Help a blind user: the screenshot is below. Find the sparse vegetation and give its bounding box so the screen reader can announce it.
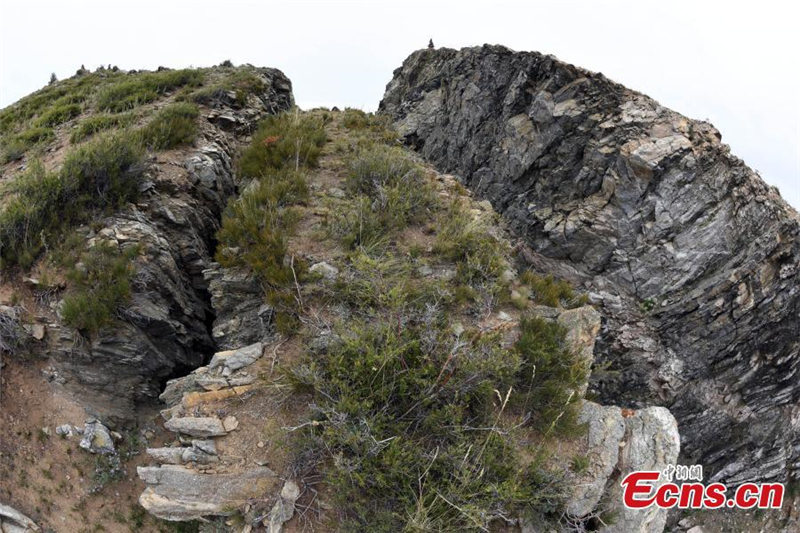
[216,111,326,332]
[238,111,326,177]
[570,454,590,474]
[96,68,204,112]
[434,199,509,285]
[1,126,55,163]
[0,132,144,267]
[32,101,82,127]
[136,102,199,149]
[0,305,27,353]
[289,282,583,529]
[0,100,202,267]
[514,316,587,434]
[70,113,135,143]
[279,112,591,530]
[189,68,266,107]
[330,144,437,251]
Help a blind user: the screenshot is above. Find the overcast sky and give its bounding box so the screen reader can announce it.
[1,0,798,207]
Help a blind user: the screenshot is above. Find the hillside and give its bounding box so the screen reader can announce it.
[0,47,797,533]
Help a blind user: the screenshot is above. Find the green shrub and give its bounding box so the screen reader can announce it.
[1,127,54,163]
[290,318,565,530]
[0,133,144,267]
[214,111,325,331]
[59,131,145,206]
[519,272,587,308]
[340,108,398,144]
[238,112,327,177]
[216,168,308,283]
[96,69,204,112]
[61,242,139,334]
[513,316,587,435]
[32,102,82,127]
[330,145,437,251]
[433,200,508,285]
[71,113,135,143]
[137,103,198,149]
[0,85,70,134]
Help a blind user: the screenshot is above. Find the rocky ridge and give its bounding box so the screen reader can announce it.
[34,67,293,423]
[380,45,800,486]
[127,112,680,532]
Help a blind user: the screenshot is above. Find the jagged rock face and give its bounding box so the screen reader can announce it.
[380,45,800,485]
[567,402,679,532]
[203,263,274,350]
[49,68,293,424]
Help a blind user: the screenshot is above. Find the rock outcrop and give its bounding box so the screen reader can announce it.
[532,305,680,531]
[47,68,293,423]
[381,45,800,485]
[568,403,680,532]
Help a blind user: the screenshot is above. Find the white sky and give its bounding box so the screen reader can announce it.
[1,0,798,208]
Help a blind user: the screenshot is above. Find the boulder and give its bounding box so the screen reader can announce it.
[208,342,263,372]
[0,503,40,532]
[138,465,278,521]
[600,407,680,533]
[265,479,300,533]
[566,402,625,517]
[164,417,228,438]
[309,261,339,280]
[79,420,115,455]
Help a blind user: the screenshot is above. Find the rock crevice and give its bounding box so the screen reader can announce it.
[48,68,293,423]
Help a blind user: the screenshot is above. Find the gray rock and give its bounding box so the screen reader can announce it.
[181,447,219,465]
[417,265,434,277]
[0,503,40,532]
[328,187,346,199]
[191,439,217,455]
[562,402,679,532]
[265,479,300,533]
[148,439,218,465]
[164,417,228,438]
[566,402,626,517]
[204,264,275,350]
[195,375,256,391]
[309,261,339,280]
[208,342,263,372]
[147,447,186,465]
[600,407,680,533]
[45,69,293,423]
[381,44,800,485]
[79,420,115,455]
[138,465,277,521]
[557,306,601,396]
[55,424,78,437]
[160,373,202,406]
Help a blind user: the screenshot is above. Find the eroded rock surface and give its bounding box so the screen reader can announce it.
[381,45,800,485]
[46,68,293,423]
[138,465,277,521]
